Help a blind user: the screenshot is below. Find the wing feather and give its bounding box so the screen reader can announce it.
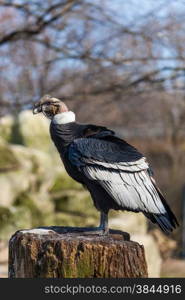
[68,137,166,214]
[83,164,166,214]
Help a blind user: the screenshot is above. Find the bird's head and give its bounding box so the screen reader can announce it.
[33,95,69,119]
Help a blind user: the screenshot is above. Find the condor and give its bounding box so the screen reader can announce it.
[33,95,178,234]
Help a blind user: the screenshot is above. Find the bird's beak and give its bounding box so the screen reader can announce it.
[33,103,42,114]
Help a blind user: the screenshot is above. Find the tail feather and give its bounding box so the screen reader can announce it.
[144,182,179,234]
[153,214,175,234]
[155,185,179,228]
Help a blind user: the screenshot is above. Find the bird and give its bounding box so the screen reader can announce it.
[33,94,179,235]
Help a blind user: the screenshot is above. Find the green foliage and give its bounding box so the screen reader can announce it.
[14,192,47,227]
[49,174,99,226]
[51,186,98,219]
[54,212,97,228]
[0,144,19,171]
[10,119,24,145]
[49,173,82,192]
[18,111,51,152]
[0,207,13,230]
[0,206,32,240]
[0,116,14,142]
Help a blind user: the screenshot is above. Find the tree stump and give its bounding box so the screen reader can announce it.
[9,227,148,278]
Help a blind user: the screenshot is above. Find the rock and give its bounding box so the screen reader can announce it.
[0,144,56,207]
[131,233,162,277]
[109,212,147,234]
[151,229,177,259]
[0,141,58,241]
[18,110,52,152]
[0,115,14,142]
[161,258,185,278]
[0,174,20,207]
[50,172,83,193]
[0,141,24,206]
[0,138,19,172]
[0,264,7,278]
[11,145,59,190]
[0,241,8,263]
[0,205,32,241]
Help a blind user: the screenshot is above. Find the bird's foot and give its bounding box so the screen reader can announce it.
[88,227,109,236]
[97,225,109,236]
[68,226,109,236]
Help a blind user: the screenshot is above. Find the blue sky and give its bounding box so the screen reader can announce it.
[103,0,185,26]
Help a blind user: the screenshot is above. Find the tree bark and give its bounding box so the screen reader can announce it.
[9,227,148,278]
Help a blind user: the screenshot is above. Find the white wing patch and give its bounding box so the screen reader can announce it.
[83,160,166,214]
[83,157,148,172]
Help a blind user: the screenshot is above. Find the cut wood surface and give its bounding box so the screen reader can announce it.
[9,227,148,278]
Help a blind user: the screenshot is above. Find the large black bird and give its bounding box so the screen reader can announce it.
[33,95,178,234]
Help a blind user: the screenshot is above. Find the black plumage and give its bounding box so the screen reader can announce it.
[33,95,179,235]
[50,121,178,234]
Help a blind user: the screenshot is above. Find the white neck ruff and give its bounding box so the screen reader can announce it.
[53,111,76,125]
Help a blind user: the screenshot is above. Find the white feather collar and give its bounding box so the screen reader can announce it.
[53,111,76,125]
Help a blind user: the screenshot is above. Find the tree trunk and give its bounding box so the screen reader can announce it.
[9,227,148,278]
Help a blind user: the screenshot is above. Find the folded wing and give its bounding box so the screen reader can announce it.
[68,137,166,214]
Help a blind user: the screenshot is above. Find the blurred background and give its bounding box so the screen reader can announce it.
[0,0,185,278]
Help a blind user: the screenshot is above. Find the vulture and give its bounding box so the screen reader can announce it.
[33,95,178,234]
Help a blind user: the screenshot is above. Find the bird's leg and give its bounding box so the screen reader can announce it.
[77,211,109,235]
[53,212,109,236]
[98,211,109,234]
[65,211,109,236]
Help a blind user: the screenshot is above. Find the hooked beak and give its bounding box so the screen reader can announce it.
[33,103,42,114]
